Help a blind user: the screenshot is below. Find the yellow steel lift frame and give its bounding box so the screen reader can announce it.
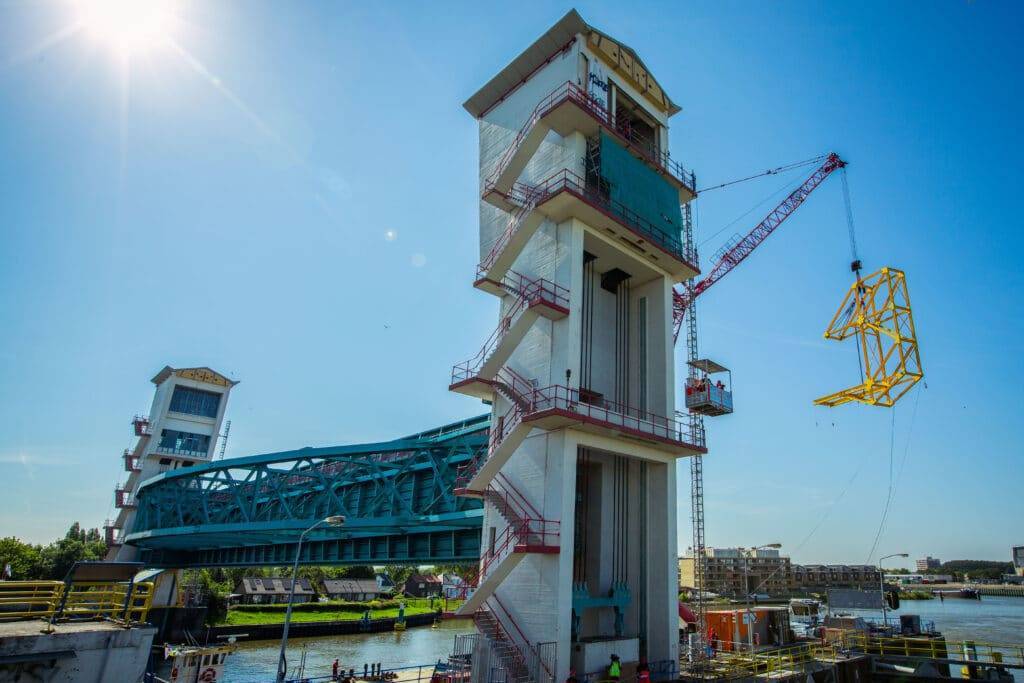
[815,267,923,408]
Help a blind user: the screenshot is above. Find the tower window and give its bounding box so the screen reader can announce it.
[169,386,222,418]
[158,429,210,455]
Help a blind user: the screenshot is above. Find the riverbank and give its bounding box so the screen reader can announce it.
[221,604,436,626]
[202,611,440,642]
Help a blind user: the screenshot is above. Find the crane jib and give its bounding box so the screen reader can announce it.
[672,152,846,342]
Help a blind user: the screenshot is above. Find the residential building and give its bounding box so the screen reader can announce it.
[403,573,442,598]
[790,564,881,590]
[321,579,384,602]
[916,556,941,572]
[1013,546,1024,577]
[679,548,790,596]
[234,577,315,605]
[680,549,882,595]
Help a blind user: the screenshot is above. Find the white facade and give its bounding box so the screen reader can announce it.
[453,11,701,682]
[106,366,236,562]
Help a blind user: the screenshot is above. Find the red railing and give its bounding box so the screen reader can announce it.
[132,415,152,437]
[480,188,546,272]
[114,484,136,508]
[123,448,140,472]
[451,275,568,386]
[485,81,695,194]
[529,384,705,449]
[499,169,698,268]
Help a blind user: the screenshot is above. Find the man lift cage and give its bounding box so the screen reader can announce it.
[685,359,733,416]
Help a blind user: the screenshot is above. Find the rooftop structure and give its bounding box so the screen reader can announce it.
[450,9,702,681]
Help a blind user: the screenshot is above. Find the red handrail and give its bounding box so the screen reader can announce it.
[451,274,568,386]
[501,169,697,267]
[485,81,695,193]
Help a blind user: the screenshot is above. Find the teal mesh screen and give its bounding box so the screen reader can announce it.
[598,131,681,250]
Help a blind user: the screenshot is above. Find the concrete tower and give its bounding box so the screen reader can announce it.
[450,10,704,682]
[106,366,236,562]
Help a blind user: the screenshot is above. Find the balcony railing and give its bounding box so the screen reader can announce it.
[132,415,152,437]
[499,169,698,269]
[530,384,706,449]
[486,80,695,195]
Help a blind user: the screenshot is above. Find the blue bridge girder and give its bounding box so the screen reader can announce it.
[127,414,489,568]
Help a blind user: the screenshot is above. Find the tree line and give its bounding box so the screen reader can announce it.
[1,523,109,580]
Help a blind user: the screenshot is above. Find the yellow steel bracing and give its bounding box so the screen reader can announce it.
[815,266,923,408]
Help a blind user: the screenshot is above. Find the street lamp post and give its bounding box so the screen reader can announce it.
[878,553,909,630]
[743,543,781,653]
[276,515,345,683]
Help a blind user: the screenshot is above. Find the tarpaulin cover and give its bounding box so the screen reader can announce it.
[599,131,681,248]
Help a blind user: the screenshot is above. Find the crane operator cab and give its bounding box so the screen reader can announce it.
[685,359,733,416]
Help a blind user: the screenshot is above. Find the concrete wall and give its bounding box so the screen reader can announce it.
[0,623,155,683]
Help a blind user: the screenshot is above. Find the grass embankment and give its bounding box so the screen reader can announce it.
[898,589,934,600]
[218,597,447,626]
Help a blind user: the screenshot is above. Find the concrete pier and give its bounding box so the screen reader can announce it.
[0,620,155,683]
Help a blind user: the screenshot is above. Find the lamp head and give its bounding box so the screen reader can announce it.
[324,515,346,526]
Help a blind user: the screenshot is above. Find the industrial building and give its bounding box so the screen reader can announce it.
[449,9,705,681]
[105,366,236,562]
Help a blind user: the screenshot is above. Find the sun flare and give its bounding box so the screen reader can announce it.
[75,0,175,53]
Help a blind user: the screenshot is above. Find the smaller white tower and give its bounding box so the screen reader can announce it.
[106,366,237,561]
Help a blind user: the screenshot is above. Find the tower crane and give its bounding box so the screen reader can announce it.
[678,151,848,661]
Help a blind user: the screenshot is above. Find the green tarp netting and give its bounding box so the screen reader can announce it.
[599,131,682,252]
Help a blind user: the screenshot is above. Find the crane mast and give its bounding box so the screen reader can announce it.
[680,152,846,664]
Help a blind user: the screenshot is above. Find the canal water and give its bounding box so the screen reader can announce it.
[181,597,1024,682]
[844,594,1024,643]
[166,618,476,683]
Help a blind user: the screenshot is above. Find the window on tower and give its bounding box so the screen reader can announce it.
[158,429,211,456]
[169,386,222,418]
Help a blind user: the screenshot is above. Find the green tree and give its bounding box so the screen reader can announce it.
[383,565,414,591]
[0,537,44,579]
[433,563,476,582]
[339,565,376,579]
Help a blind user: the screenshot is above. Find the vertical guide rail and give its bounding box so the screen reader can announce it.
[682,197,708,668]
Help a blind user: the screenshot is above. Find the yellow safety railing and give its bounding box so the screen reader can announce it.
[695,639,843,680]
[0,580,154,624]
[839,631,1024,668]
[0,581,63,621]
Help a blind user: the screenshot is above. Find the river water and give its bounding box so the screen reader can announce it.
[193,597,1023,683]
[180,618,476,683]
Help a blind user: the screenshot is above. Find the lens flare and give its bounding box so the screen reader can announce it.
[76,0,174,53]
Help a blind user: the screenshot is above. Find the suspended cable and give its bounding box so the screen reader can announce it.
[866,408,897,564]
[698,169,812,249]
[695,155,827,194]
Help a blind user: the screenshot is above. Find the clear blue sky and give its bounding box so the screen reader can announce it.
[1,2,1021,569]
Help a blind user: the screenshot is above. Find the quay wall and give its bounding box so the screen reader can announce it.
[201,611,440,642]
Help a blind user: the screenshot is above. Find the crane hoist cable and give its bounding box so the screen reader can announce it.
[695,154,829,194]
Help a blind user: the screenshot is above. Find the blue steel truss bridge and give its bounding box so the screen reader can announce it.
[126,415,489,568]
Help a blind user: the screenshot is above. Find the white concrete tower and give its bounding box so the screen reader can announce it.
[106,366,237,562]
[450,10,704,682]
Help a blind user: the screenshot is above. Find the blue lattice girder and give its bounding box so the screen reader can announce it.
[127,415,489,567]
